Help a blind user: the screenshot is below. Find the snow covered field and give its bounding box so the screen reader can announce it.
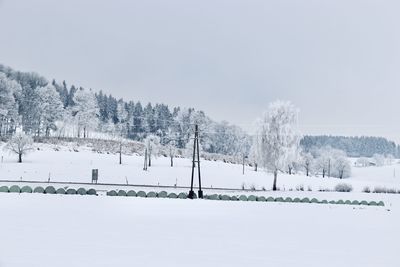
[1,142,400,267]
[0,193,398,267]
[0,143,399,193]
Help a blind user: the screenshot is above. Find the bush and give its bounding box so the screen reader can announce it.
[21,186,33,193]
[127,190,136,197]
[334,183,353,192]
[9,185,21,193]
[362,186,371,193]
[34,186,45,193]
[56,188,66,194]
[296,185,304,191]
[45,186,56,194]
[0,186,8,192]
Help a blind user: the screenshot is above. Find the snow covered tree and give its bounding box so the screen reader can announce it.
[301,152,314,176]
[254,101,300,190]
[167,140,177,167]
[144,134,161,167]
[5,132,34,163]
[356,157,369,167]
[331,153,351,179]
[0,73,20,136]
[37,85,64,136]
[372,154,385,167]
[72,89,99,138]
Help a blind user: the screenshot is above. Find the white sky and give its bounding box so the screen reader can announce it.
[1,0,400,141]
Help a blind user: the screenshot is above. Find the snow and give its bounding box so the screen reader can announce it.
[0,193,398,267]
[0,143,399,193]
[1,143,399,266]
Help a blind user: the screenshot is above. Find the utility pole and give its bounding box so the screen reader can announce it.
[188,124,203,199]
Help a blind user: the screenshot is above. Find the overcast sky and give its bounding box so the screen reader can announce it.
[1,0,400,141]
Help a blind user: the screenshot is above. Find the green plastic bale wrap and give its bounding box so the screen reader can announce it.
[56,188,66,194]
[351,200,359,205]
[87,189,97,195]
[66,188,77,195]
[127,190,136,197]
[257,196,266,202]
[45,186,56,194]
[168,192,178,198]
[117,190,127,197]
[310,198,319,203]
[239,195,248,201]
[266,197,275,202]
[21,186,33,193]
[320,200,328,204]
[329,200,336,204]
[230,196,239,201]
[0,186,8,192]
[178,193,187,199]
[378,201,385,206]
[336,200,345,205]
[301,198,310,203]
[293,198,301,203]
[9,185,21,193]
[369,201,378,206]
[344,200,352,205]
[158,191,168,198]
[275,197,284,202]
[34,186,45,194]
[77,188,87,195]
[360,200,369,206]
[284,197,293,203]
[137,191,147,198]
[147,191,157,198]
[248,195,257,201]
[220,195,231,201]
[207,194,219,200]
[107,190,117,196]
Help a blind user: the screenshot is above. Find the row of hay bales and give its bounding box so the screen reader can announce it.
[204,194,385,206]
[0,185,97,196]
[105,189,384,206]
[106,190,190,199]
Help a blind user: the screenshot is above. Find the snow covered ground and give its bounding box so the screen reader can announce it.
[0,143,399,193]
[0,193,398,267]
[1,142,400,266]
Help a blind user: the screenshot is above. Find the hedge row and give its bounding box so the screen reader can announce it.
[104,189,384,207]
[0,185,97,196]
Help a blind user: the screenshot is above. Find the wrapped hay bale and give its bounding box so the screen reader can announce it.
[127,190,136,197]
[56,188,66,194]
[147,191,157,198]
[158,191,168,198]
[117,190,127,197]
[168,193,178,198]
[34,186,45,193]
[77,188,87,195]
[45,186,56,194]
[266,197,275,202]
[301,197,310,203]
[293,198,301,203]
[310,198,319,203]
[107,190,117,196]
[0,186,8,192]
[257,196,266,202]
[275,197,284,202]
[239,195,248,201]
[21,186,33,193]
[178,192,187,199]
[137,191,147,198]
[220,195,231,201]
[87,189,97,195]
[284,197,293,203]
[9,185,21,193]
[248,195,257,201]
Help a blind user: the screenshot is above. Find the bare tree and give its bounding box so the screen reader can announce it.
[5,132,34,163]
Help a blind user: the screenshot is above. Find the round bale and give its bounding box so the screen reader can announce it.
[56,188,66,194]
[293,198,301,203]
[107,190,117,196]
[351,200,359,205]
[147,191,157,198]
[117,190,127,197]
[137,191,147,198]
[34,186,45,194]
[275,197,284,202]
[66,188,77,195]
[87,189,97,195]
[127,190,136,197]
[301,197,310,203]
[284,197,293,203]
[178,192,187,199]
[239,195,248,201]
[0,186,8,193]
[21,186,33,193]
[45,186,56,194]
[336,200,345,205]
[310,198,319,203]
[266,197,275,202]
[360,200,369,206]
[248,195,257,201]
[9,185,21,193]
[77,188,87,195]
[158,191,168,198]
[220,195,231,201]
[257,196,266,202]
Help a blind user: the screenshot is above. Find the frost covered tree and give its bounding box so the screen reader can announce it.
[356,157,369,167]
[301,152,314,177]
[372,154,385,167]
[167,140,177,167]
[0,73,20,136]
[254,101,300,191]
[5,132,34,163]
[72,89,99,138]
[144,135,161,167]
[37,85,64,136]
[331,152,351,179]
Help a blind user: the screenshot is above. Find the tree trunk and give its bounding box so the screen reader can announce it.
[272,170,278,191]
[148,152,151,167]
[254,163,258,172]
[119,143,122,165]
[18,153,22,163]
[170,155,173,167]
[288,166,292,175]
[322,169,325,178]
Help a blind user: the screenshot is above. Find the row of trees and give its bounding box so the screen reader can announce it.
[0,64,250,157]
